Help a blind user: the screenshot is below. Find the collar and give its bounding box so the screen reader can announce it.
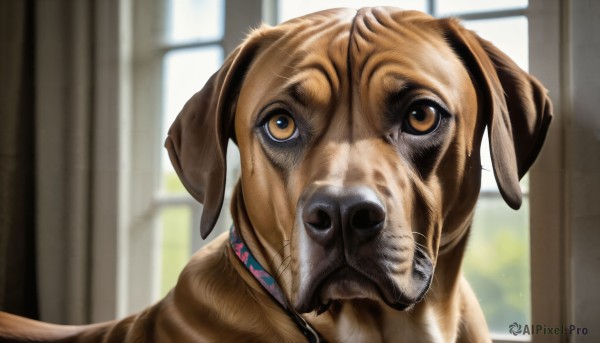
[229,225,321,343]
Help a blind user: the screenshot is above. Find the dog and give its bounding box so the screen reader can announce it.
[0,7,551,343]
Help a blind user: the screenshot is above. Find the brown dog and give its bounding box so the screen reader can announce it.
[0,7,551,343]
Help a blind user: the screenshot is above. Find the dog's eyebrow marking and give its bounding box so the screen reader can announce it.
[284,73,333,109]
[304,60,340,94]
[379,75,447,106]
[285,82,308,107]
[385,81,413,101]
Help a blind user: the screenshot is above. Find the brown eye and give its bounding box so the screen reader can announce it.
[265,113,298,142]
[405,104,440,134]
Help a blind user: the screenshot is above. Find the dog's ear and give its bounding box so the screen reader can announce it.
[442,19,553,209]
[164,31,265,239]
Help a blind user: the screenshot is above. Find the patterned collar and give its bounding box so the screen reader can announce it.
[229,225,321,343]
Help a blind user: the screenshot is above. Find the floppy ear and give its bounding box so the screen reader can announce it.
[164,31,265,239]
[442,19,553,209]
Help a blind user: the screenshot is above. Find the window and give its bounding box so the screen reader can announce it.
[133,1,536,340]
[128,0,259,314]
[159,0,225,297]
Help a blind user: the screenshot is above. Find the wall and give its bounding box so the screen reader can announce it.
[567,1,600,341]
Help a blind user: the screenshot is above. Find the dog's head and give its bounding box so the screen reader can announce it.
[166,8,551,314]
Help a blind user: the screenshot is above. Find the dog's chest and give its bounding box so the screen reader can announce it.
[329,305,447,343]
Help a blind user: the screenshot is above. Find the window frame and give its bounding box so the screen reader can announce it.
[527,1,565,343]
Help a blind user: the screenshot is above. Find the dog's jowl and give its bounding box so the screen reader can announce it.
[0,7,551,343]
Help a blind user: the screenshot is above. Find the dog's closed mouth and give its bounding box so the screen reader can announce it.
[293,266,384,314]
[295,265,415,314]
[317,266,383,303]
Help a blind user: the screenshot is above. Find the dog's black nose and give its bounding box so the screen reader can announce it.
[302,186,385,246]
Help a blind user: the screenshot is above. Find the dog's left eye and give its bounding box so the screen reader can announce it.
[403,104,441,135]
[264,113,299,142]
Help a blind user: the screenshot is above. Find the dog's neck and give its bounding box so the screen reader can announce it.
[229,182,474,342]
[229,183,285,282]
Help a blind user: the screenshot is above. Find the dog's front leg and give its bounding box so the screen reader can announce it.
[456,277,492,343]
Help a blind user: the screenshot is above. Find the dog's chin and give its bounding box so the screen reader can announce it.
[294,267,422,314]
[318,267,385,303]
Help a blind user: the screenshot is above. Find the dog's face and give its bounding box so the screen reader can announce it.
[166,7,551,314]
[235,9,481,313]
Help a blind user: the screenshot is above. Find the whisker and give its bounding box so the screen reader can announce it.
[271,242,291,265]
[272,71,295,82]
[277,257,292,279]
[275,44,298,60]
[411,231,427,240]
[413,241,428,251]
[425,272,440,299]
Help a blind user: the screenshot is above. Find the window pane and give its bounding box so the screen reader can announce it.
[166,0,224,44]
[161,46,224,194]
[463,16,529,71]
[278,0,427,23]
[463,196,531,333]
[437,0,527,16]
[159,206,192,297]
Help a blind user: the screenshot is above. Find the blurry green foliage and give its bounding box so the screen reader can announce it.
[160,206,191,297]
[463,197,531,333]
[160,173,192,297]
[163,170,187,194]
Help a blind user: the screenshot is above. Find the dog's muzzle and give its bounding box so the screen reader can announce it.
[293,185,433,313]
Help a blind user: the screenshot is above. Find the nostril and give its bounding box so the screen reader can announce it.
[350,205,385,230]
[305,209,332,230]
[351,209,373,229]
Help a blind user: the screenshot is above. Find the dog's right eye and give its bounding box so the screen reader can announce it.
[264,113,299,142]
[403,103,441,135]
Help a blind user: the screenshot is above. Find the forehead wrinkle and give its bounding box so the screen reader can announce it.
[261,14,353,79]
[327,29,350,85]
[351,8,450,83]
[279,11,351,45]
[369,54,467,114]
[283,74,332,110]
[302,60,339,94]
[371,70,455,107]
[290,52,341,96]
[358,34,442,78]
[344,9,363,142]
[356,48,465,116]
[291,17,353,58]
[267,17,352,101]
